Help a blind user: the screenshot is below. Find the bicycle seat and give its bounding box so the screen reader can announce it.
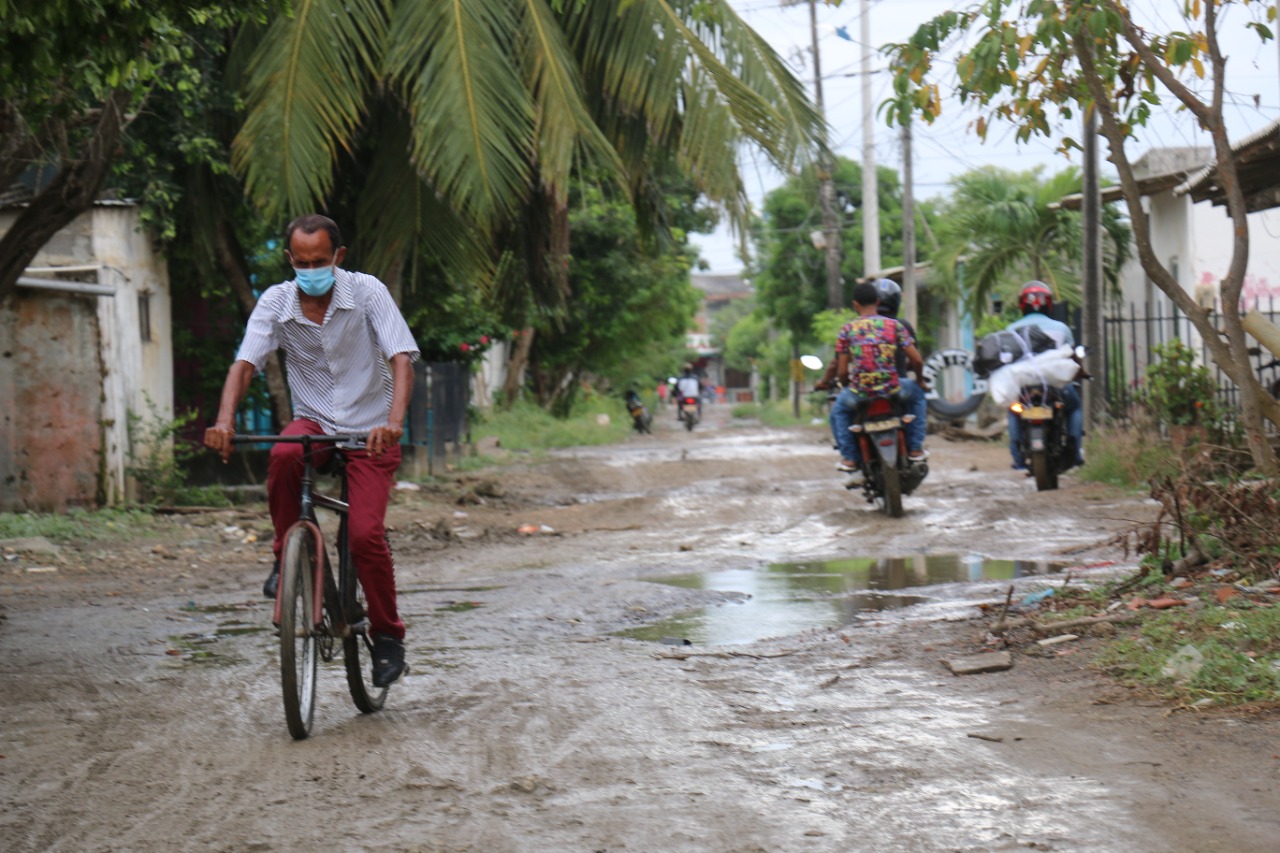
[317,450,348,478]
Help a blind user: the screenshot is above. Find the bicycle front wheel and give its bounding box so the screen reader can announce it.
[339,541,388,713]
[279,524,319,739]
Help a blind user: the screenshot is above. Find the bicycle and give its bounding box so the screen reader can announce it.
[232,433,393,739]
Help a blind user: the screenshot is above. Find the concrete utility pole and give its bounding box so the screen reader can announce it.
[860,0,880,279]
[901,118,917,328]
[1081,106,1105,429]
[809,0,843,309]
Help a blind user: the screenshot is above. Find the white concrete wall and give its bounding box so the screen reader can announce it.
[91,206,174,503]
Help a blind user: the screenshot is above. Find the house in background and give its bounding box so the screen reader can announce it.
[0,201,173,511]
[689,272,754,400]
[1056,126,1280,401]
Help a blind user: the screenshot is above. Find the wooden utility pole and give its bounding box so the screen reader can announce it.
[1081,106,1104,428]
[860,0,880,279]
[809,0,843,309]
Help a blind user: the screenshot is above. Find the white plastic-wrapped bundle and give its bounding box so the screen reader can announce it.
[987,346,1078,406]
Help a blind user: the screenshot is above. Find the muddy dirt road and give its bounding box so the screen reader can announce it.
[2,410,1278,852]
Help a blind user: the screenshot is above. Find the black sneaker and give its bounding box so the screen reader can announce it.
[262,561,280,599]
[371,635,407,688]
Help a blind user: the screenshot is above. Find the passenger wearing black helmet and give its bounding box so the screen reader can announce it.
[870,278,928,461]
[1005,281,1084,470]
[815,281,926,483]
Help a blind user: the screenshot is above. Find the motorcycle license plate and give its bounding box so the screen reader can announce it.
[1030,437,1046,451]
[1021,406,1052,420]
[865,419,899,432]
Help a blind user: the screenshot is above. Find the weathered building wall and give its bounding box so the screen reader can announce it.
[0,291,103,510]
[0,203,172,510]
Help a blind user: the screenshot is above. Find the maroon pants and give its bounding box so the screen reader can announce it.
[267,419,405,640]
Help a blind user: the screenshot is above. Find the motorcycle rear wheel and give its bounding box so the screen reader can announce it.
[1031,450,1058,491]
[880,465,904,518]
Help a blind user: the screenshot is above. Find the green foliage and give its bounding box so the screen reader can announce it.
[126,396,230,507]
[1095,605,1280,706]
[1078,421,1179,489]
[526,177,706,413]
[469,399,632,454]
[930,166,1131,316]
[751,156,932,335]
[229,0,826,290]
[0,508,159,542]
[1141,340,1223,428]
[731,397,828,427]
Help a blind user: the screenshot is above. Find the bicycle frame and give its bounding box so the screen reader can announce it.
[232,434,360,634]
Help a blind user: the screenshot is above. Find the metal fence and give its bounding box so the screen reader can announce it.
[407,361,470,475]
[1101,297,1280,421]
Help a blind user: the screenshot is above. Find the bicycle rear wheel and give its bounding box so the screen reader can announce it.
[279,524,319,739]
[338,530,387,713]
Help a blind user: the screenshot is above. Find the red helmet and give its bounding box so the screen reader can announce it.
[1018,281,1053,315]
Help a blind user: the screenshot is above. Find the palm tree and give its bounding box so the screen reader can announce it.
[230,0,825,290]
[933,166,1130,315]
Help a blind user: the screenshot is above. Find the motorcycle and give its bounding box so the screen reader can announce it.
[677,396,700,431]
[847,393,928,517]
[1010,384,1076,492]
[624,391,652,434]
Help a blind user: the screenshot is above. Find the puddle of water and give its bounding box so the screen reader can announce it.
[616,554,1066,646]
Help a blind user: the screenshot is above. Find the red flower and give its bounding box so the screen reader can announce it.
[460,342,471,352]
[479,335,489,344]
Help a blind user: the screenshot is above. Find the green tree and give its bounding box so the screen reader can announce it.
[526,177,707,415]
[753,156,918,340]
[931,165,1131,316]
[0,1,275,301]
[884,0,1280,471]
[226,0,829,408]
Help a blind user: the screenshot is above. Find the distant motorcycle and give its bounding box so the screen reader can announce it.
[677,397,700,431]
[847,393,928,517]
[624,390,652,434]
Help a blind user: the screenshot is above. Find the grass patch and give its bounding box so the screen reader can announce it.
[0,507,161,542]
[731,397,828,428]
[1078,421,1178,489]
[1094,602,1280,706]
[470,399,632,453]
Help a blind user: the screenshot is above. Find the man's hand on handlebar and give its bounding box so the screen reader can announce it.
[204,423,235,463]
[367,423,403,457]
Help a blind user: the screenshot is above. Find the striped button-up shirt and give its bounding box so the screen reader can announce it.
[236,269,420,434]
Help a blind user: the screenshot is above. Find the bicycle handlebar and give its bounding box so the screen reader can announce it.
[230,434,368,445]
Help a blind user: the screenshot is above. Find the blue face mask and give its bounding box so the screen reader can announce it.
[294,258,336,297]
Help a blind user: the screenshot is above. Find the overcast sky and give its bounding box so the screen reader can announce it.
[689,0,1280,273]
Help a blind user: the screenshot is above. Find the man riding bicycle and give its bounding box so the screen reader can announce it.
[203,214,419,688]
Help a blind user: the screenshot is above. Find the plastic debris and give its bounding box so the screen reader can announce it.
[1020,588,1055,606]
[1161,644,1204,683]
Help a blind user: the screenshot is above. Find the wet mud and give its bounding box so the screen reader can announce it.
[2,411,1277,852]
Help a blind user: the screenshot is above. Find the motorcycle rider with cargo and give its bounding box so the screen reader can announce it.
[1005,281,1085,470]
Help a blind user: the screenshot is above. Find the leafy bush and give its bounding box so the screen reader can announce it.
[127,396,229,506]
[1141,340,1222,428]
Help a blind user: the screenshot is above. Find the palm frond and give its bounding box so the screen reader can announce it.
[352,105,492,289]
[232,0,389,220]
[514,0,623,203]
[385,0,536,229]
